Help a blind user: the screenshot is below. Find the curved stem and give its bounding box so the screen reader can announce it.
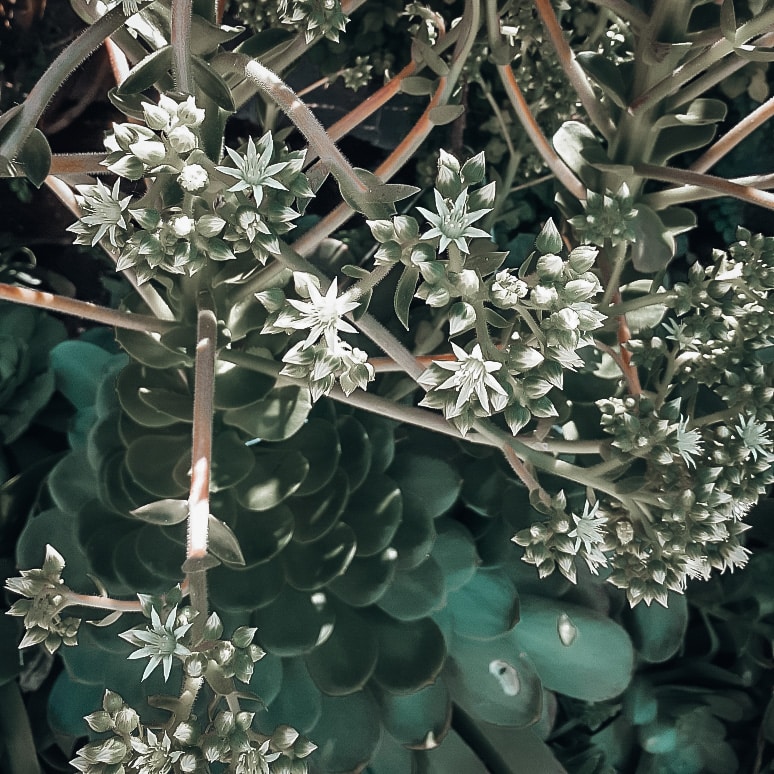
[0,1,152,162]
[0,283,178,332]
[533,0,616,140]
[690,92,774,174]
[636,162,774,211]
[643,172,774,209]
[243,60,369,207]
[496,64,586,201]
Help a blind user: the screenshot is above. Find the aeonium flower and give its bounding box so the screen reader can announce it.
[416,188,491,254]
[119,606,192,681]
[217,133,289,205]
[68,179,132,248]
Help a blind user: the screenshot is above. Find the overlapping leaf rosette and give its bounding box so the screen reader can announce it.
[13,325,637,771]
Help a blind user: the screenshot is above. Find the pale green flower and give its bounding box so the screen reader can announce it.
[177,164,209,192]
[416,188,491,254]
[119,606,192,681]
[419,342,507,417]
[69,179,132,247]
[130,729,182,774]
[271,274,359,349]
[217,133,289,205]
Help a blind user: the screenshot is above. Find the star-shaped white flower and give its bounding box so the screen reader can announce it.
[217,133,288,205]
[285,276,360,349]
[434,342,506,415]
[416,188,491,253]
[569,500,606,554]
[119,606,192,681]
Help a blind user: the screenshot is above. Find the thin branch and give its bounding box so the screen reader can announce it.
[636,163,774,211]
[533,0,616,140]
[186,290,217,643]
[496,64,586,200]
[667,32,774,108]
[690,92,774,174]
[171,0,195,95]
[629,9,774,115]
[0,1,152,162]
[643,172,774,209]
[0,283,178,332]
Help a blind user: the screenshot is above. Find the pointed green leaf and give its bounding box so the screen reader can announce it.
[130,499,189,525]
[192,55,235,111]
[394,265,420,330]
[117,45,173,94]
[18,128,51,187]
[207,514,245,566]
[428,105,465,126]
[576,52,628,108]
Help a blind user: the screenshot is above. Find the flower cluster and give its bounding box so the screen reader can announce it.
[593,393,768,606]
[5,544,80,653]
[259,273,374,400]
[65,596,312,774]
[416,214,604,435]
[569,184,638,247]
[282,0,349,42]
[68,96,312,284]
[512,494,608,583]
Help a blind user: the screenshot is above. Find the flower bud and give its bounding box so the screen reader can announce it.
[114,706,140,734]
[130,140,167,165]
[171,215,195,238]
[178,164,209,192]
[176,96,206,127]
[142,102,172,131]
[168,126,198,154]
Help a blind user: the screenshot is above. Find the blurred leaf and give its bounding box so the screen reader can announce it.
[446,568,519,641]
[377,557,447,621]
[305,605,377,695]
[234,450,308,511]
[329,549,398,607]
[513,596,634,702]
[342,471,402,557]
[223,385,312,441]
[117,45,173,94]
[379,679,451,747]
[283,523,357,591]
[389,454,461,520]
[577,52,628,107]
[369,610,446,694]
[290,469,349,543]
[281,419,340,496]
[445,634,543,727]
[623,591,688,663]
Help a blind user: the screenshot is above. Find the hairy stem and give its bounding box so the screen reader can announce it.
[533,0,616,140]
[171,0,195,94]
[0,1,151,162]
[243,60,369,207]
[636,163,774,211]
[186,290,217,644]
[0,283,178,333]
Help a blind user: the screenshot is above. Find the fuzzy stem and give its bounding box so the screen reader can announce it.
[605,290,678,316]
[690,92,774,174]
[636,163,774,211]
[643,172,774,208]
[171,0,195,94]
[186,290,217,643]
[0,1,151,162]
[533,0,616,140]
[243,60,369,207]
[0,283,177,333]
